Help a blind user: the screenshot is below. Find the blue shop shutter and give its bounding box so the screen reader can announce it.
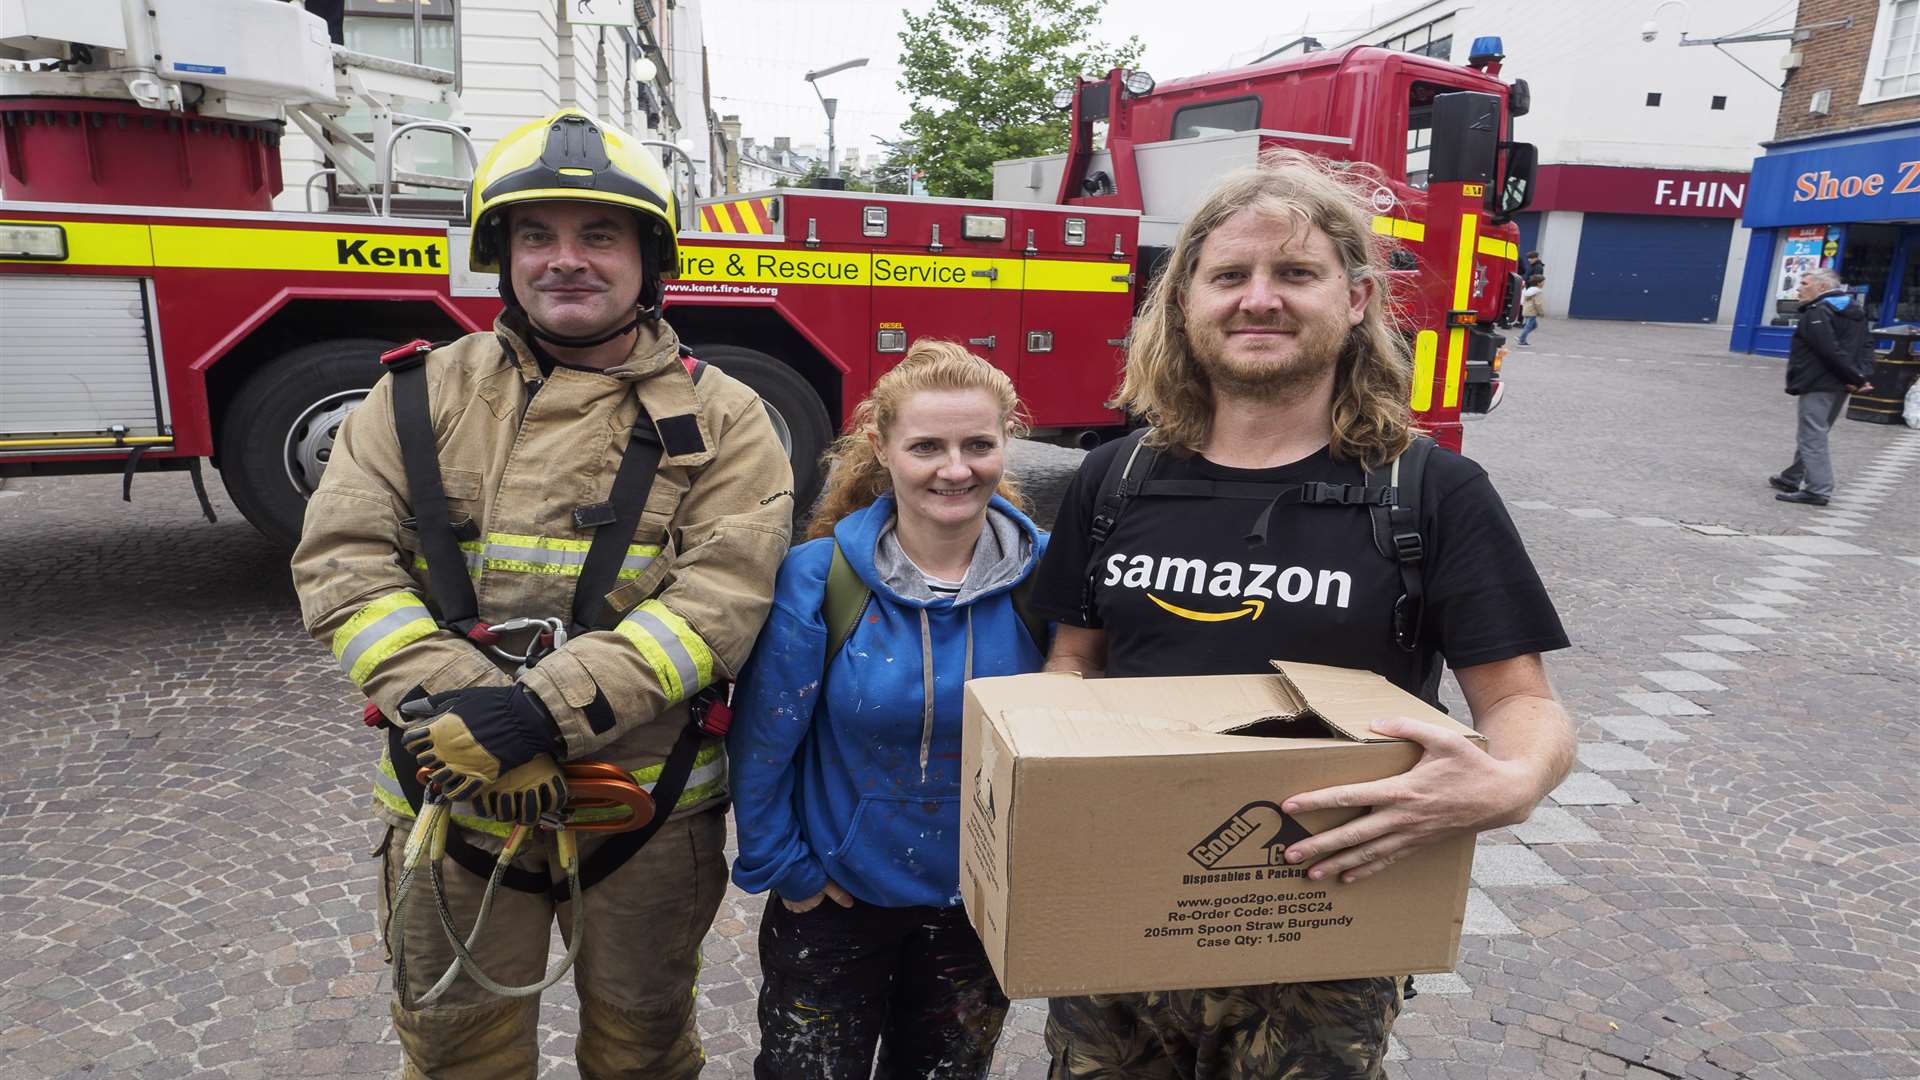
[1513,212,1540,263]
[1570,213,1733,323]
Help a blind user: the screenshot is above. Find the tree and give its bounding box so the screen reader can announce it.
[892,0,1140,199]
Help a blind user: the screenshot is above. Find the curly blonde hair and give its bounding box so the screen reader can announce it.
[1114,149,1415,469]
[805,339,1031,539]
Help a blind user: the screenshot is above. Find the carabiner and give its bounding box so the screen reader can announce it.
[556,761,656,833]
[474,615,567,669]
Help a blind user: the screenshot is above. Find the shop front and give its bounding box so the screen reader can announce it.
[1513,164,1749,324]
[1731,122,1920,356]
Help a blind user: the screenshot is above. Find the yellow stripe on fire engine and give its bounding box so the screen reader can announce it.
[1410,330,1439,414]
[674,245,1124,294]
[1371,216,1426,242]
[0,220,154,267]
[1476,236,1518,261]
[873,253,1005,289]
[150,225,450,274]
[1444,212,1477,410]
[677,245,869,285]
[1021,258,1130,293]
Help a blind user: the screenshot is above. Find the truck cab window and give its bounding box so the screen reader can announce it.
[1171,97,1260,140]
[1404,81,1443,190]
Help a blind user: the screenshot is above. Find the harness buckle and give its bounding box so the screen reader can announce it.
[380,339,436,368]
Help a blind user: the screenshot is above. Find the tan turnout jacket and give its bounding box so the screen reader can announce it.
[291,315,793,836]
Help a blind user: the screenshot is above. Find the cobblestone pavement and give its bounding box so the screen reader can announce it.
[1,320,1915,1079]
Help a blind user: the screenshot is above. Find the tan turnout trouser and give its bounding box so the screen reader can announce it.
[377,808,728,1079]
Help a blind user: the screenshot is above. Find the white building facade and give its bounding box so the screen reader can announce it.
[276,0,716,218]
[1274,0,1790,324]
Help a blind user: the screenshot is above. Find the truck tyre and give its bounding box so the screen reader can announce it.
[686,343,834,517]
[218,338,392,548]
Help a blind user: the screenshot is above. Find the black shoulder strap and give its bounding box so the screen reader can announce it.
[572,352,713,634]
[1080,429,1156,623]
[1368,436,1438,698]
[570,411,664,635]
[388,357,481,634]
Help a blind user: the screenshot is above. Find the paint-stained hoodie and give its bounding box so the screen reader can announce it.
[728,494,1048,908]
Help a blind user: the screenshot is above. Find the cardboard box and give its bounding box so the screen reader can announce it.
[959,661,1484,998]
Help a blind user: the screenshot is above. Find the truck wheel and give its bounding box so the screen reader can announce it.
[686,343,834,516]
[218,338,392,548]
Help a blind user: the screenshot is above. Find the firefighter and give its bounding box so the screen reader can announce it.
[291,109,793,1078]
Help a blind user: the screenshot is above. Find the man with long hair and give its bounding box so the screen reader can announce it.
[1028,150,1576,1078]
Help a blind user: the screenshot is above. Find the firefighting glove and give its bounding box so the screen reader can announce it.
[473,755,568,826]
[400,685,560,802]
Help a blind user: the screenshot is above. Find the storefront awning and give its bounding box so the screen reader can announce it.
[1746,134,1920,228]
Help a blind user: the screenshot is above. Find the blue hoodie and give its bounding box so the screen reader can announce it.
[728,494,1049,908]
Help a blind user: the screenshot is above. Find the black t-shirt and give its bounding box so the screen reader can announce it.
[1030,438,1569,692]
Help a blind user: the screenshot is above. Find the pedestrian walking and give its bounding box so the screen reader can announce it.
[1028,149,1575,1080]
[290,109,794,1077]
[1522,249,1545,281]
[729,340,1049,1080]
[1771,268,1872,506]
[1518,273,1544,346]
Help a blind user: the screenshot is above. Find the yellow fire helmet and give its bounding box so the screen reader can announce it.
[468,109,679,288]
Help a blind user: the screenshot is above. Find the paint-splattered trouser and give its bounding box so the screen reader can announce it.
[376,808,728,1079]
[753,895,1010,1079]
[1045,977,1403,1080]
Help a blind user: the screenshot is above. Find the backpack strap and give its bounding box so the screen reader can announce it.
[823,540,874,661]
[1080,429,1156,624]
[1008,576,1050,656]
[823,539,1049,660]
[1367,436,1438,700]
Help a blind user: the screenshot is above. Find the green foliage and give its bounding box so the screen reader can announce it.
[892,0,1141,199]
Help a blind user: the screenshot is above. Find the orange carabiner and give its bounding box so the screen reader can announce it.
[412,760,656,833]
[558,761,656,834]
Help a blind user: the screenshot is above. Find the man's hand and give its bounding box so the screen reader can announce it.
[1279,715,1543,885]
[400,685,558,801]
[781,879,854,914]
[473,755,568,825]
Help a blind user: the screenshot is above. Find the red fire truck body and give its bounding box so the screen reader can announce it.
[1,11,1532,547]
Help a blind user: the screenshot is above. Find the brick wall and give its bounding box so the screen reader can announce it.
[1777,0,1920,140]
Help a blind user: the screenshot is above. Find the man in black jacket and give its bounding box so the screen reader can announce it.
[1771,269,1870,506]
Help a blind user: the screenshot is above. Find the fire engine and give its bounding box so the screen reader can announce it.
[0,0,1534,547]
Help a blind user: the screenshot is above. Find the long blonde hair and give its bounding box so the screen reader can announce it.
[1114,149,1414,468]
[806,339,1031,539]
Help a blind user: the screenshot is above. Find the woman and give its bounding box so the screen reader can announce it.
[729,339,1048,1080]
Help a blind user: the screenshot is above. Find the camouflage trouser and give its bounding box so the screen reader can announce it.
[1045,977,1403,1080]
[376,808,729,1079]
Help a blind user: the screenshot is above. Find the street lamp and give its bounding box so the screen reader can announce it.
[803,57,869,180]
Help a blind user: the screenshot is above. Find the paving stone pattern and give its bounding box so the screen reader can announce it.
[1,320,1916,1078]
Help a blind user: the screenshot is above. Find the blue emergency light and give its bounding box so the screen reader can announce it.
[1468,36,1505,69]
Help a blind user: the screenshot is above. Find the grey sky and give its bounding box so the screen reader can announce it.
[697,0,1401,159]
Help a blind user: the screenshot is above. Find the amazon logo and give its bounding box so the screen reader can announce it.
[1102,553,1352,622]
